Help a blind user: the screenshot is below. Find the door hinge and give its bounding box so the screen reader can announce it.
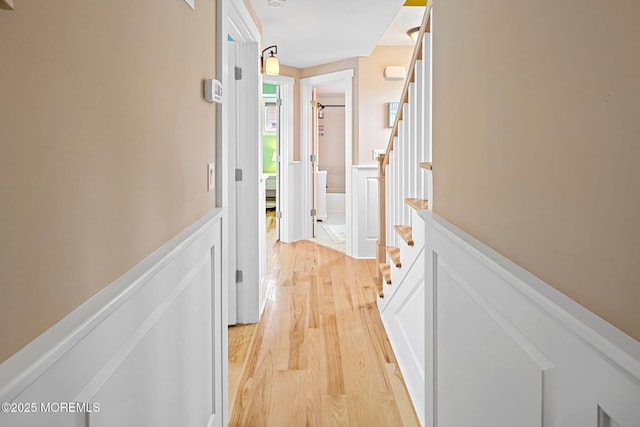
[235,169,243,181]
[276,211,282,219]
[310,154,317,162]
[276,98,282,107]
[236,270,243,283]
[234,66,243,81]
[310,209,317,217]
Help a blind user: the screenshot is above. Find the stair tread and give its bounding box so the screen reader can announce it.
[378,263,392,285]
[419,162,432,170]
[405,198,429,211]
[393,225,414,247]
[385,246,402,268]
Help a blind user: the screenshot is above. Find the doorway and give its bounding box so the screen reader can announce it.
[300,70,354,256]
[311,82,347,253]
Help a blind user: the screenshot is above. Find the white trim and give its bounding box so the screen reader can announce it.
[300,69,354,254]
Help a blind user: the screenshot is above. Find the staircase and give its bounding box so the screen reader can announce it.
[374,4,640,427]
[375,5,432,424]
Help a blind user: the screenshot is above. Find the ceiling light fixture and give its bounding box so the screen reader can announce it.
[407,26,420,44]
[267,0,286,7]
[261,45,280,76]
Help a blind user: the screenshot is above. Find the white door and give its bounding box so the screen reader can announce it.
[233,41,264,325]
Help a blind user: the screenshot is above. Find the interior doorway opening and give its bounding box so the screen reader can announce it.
[301,70,354,256]
[262,82,280,242]
[311,82,347,253]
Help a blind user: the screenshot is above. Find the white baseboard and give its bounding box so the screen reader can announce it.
[0,209,227,427]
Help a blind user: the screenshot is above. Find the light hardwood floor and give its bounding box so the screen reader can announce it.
[228,210,419,426]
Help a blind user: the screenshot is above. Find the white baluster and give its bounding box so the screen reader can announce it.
[423,32,433,205]
[402,104,410,226]
[396,124,403,228]
[415,59,425,200]
[409,82,417,204]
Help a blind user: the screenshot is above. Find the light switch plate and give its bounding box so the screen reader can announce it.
[207,163,215,192]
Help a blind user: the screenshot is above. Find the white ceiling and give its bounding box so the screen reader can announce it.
[248,0,423,69]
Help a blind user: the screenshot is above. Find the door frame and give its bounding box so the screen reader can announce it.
[300,70,354,255]
[263,75,295,244]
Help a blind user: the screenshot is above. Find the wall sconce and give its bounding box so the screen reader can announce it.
[407,26,420,43]
[261,45,280,76]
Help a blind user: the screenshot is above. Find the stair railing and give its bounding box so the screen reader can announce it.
[377,4,432,292]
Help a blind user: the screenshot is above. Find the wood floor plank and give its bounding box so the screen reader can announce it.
[321,395,349,427]
[309,276,320,329]
[386,363,421,427]
[268,370,308,426]
[228,212,420,426]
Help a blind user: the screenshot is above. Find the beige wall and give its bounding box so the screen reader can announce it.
[0,0,216,362]
[318,95,346,192]
[432,0,640,340]
[358,45,414,165]
[280,64,302,161]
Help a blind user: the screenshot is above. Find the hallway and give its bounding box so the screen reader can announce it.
[228,212,419,426]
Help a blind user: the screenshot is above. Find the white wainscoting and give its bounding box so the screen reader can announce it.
[282,161,305,244]
[0,209,227,427]
[418,211,640,427]
[379,241,426,425]
[350,165,378,259]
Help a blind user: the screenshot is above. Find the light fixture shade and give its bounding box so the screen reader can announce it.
[264,55,280,76]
